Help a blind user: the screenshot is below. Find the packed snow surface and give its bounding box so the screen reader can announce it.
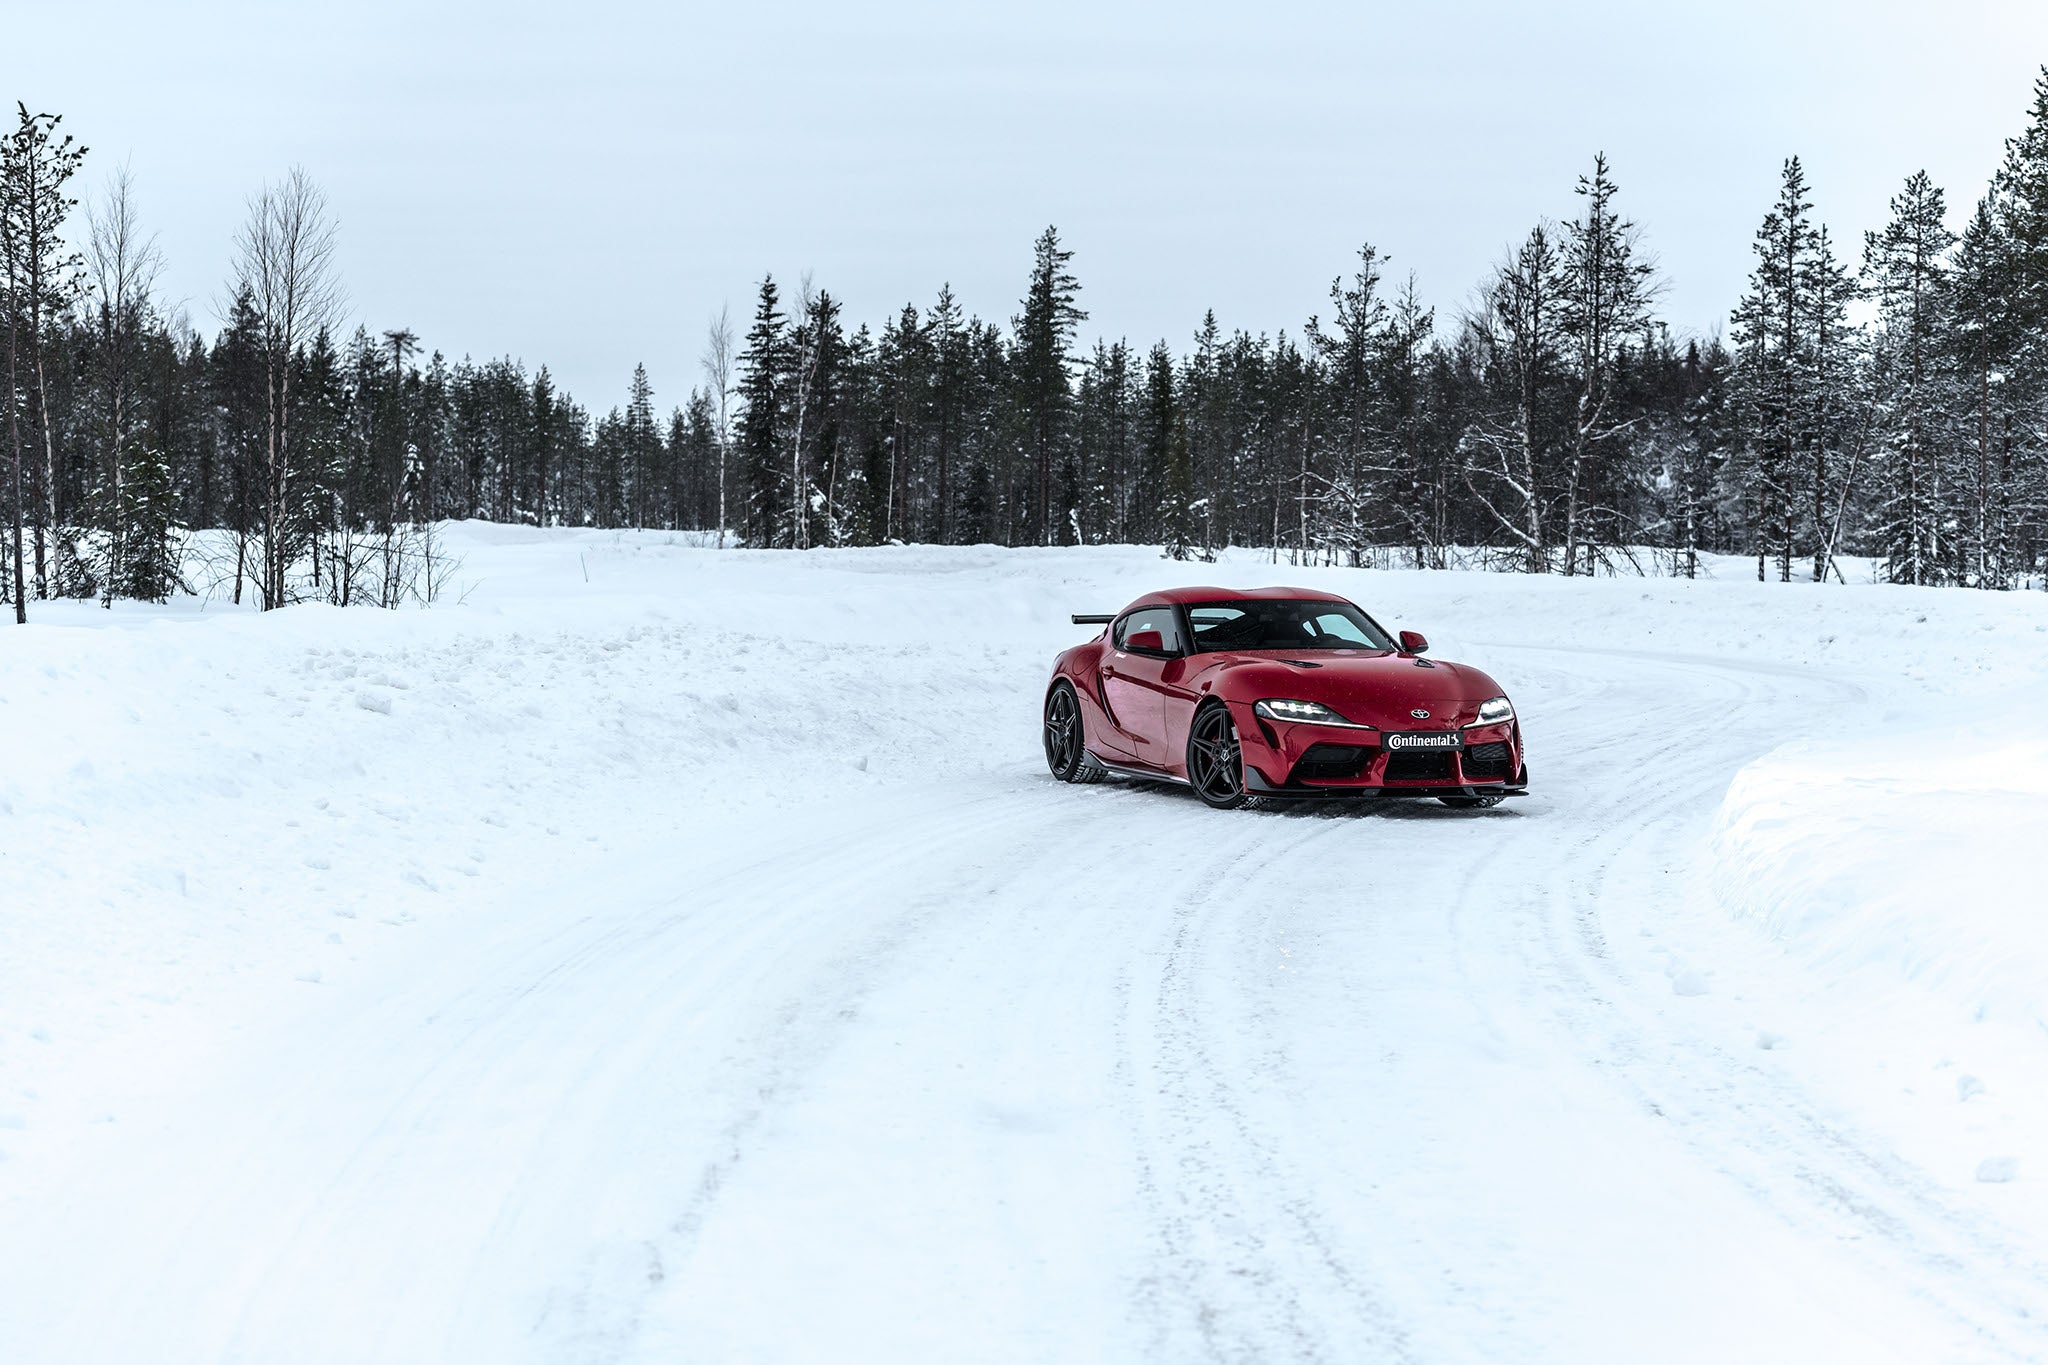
[1,526,2045,1363]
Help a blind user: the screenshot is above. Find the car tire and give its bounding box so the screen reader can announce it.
[1044,681,1101,784]
[1186,702,1250,810]
[1438,794,1506,810]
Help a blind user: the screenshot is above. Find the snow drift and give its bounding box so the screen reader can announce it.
[1713,711,2048,1028]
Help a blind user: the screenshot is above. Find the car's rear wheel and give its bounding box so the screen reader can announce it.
[1186,703,1250,810]
[1043,682,1100,784]
[1438,794,1506,809]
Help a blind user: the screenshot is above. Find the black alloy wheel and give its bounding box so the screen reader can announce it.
[1186,703,1250,810]
[1044,683,1099,783]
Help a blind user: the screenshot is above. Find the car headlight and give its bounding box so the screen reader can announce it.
[1471,696,1514,727]
[1255,698,1345,724]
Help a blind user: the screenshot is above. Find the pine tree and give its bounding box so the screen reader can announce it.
[789,288,844,546]
[1863,171,1957,585]
[2,104,88,615]
[209,288,265,602]
[530,366,558,526]
[1146,342,1197,560]
[590,407,628,529]
[1557,154,1657,575]
[876,302,931,542]
[1992,66,2048,587]
[1183,310,1225,555]
[736,277,787,546]
[1379,277,1440,568]
[674,390,716,532]
[624,363,660,527]
[106,442,184,601]
[1095,340,1137,542]
[1732,158,1817,582]
[1675,339,1737,577]
[1013,227,1085,545]
[1951,198,2016,585]
[377,328,418,531]
[1804,224,1861,582]
[928,284,966,544]
[1306,244,1391,565]
[1998,69,2048,351]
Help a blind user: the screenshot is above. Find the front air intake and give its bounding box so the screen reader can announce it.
[1463,741,1513,779]
[1383,751,1454,782]
[1292,743,1372,782]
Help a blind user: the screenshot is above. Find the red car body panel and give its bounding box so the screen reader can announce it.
[1048,586,1526,797]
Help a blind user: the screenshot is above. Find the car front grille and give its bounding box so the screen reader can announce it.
[1383,750,1455,782]
[1292,743,1373,782]
[1463,741,1513,780]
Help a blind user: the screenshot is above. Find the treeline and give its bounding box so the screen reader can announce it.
[5,75,2048,618]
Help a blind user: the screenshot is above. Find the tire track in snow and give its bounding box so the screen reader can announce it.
[1465,645,2048,1361]
[23,787,1096,1365]
[1115,801,1414,1364]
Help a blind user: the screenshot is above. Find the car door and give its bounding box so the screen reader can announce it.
[1101,606,1186,767]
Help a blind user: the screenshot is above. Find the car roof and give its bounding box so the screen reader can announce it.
[1123,585,1355,611]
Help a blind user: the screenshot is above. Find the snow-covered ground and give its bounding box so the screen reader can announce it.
[1,526,2044,1363]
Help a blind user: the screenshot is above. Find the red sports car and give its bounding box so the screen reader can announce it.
[1043,587,1528,810]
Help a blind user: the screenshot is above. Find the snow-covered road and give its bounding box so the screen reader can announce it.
[3,531,2045,1363]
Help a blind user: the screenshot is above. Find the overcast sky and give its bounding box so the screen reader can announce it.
[11,1,2048,408]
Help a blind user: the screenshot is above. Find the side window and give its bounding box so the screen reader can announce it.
[1187,605,1247,649]
[1115,607,1182,655]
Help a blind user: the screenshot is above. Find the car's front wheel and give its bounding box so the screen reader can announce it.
[1186,703,1250,809]
[1043,682,1100,784]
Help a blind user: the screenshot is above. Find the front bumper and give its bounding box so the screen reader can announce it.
[1235,704,1528,798]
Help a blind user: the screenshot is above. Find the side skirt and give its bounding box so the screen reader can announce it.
[1087,752,1191,787]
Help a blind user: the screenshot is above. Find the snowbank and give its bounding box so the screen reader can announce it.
[1712,711,2048,1027]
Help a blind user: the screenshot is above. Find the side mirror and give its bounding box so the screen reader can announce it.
[1399,630,1429,655]
[1126,629,1166,654]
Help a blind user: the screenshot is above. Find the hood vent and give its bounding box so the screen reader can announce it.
[1280,659,1323,669]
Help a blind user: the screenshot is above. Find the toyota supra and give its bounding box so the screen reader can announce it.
[1043,587,1528,810]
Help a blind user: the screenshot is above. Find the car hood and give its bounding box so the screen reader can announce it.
[1194,650,1507,729]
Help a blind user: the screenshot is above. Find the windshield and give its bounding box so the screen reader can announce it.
[1185,600,1397,653]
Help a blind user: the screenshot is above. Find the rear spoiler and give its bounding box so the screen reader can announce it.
[1071,613,1114,626]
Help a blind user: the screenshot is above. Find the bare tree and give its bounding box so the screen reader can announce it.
[86,164,166,605]
[1465,225,1565,572]
[229,166,343,609]
[701,304,735,548]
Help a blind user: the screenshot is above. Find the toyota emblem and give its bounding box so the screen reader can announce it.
[1410,709,1431,719]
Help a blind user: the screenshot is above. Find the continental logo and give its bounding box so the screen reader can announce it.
[1385,732,1462,751]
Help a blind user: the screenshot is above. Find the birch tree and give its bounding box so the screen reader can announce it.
[229,166,343,609]
[701,304,735,548]
[85,166,168,603]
